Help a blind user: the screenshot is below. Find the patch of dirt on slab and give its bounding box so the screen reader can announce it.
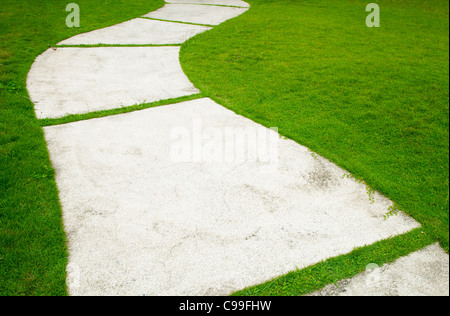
[306,158,339,190]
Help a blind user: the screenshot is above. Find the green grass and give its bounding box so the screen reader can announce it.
[179,0,449,295]
[1,0,448,296]
[0,0,165,296]
[181,0,449,248]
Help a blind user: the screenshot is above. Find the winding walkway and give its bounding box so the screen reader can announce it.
[26,0,447,296]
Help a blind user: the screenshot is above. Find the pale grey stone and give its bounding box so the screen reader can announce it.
[27,47,198,119]
[58,18,211,46]
[143,3,248,25]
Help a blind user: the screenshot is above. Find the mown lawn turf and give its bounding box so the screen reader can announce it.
[181,0,449,249]
[180,0,449,295]
[0,0,165,296]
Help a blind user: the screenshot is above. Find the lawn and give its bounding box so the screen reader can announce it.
[181,0,449,249]
[180,0,449,294]
[0,0,448,296]
[0,0,165,296]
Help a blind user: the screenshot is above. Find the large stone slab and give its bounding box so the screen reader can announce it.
[58,18,211,46]
[309,243,449,296]
[166,0,250,7]
[27,47,198,119]
[44,98,419,296]
[143,3,248,25]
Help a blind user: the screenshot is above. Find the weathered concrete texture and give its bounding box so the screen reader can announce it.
[167,0,250,7]
[309,243,449,296]
[44,98,419,296]
[143,3,248,25]
[57,18,211,46]
[27,47,199,119]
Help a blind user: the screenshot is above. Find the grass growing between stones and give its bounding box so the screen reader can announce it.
[232,228,434,296]
[0,0,165,296]
[180,0,449,294]
[39,94,204,127]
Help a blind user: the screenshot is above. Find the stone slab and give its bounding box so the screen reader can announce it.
[44,98,420,296]
[143,3,248,26]
[27,47,199,119]
[309,243,449,296]
[166,0,250,7]
[57,18,211,46]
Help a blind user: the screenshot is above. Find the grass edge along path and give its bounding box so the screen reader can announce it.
[0,0,166,296]
[39,94,204,127]
[180,0,448,295]
[1,0,447,296]
[232,228,434,296]
[180,0,449,250]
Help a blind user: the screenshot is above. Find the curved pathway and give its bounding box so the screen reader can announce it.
[26,1,446,296]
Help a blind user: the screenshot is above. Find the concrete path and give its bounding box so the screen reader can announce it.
[142,4,249,25]
[44,98,419,295]
[27,1,447,296]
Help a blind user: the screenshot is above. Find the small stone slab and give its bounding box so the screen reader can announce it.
[27,47,199,119]
[44,98,419,296]
[166,0,250,7]
[309,243,449,296]
[143,3,248,26]
[58,18,212,46]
